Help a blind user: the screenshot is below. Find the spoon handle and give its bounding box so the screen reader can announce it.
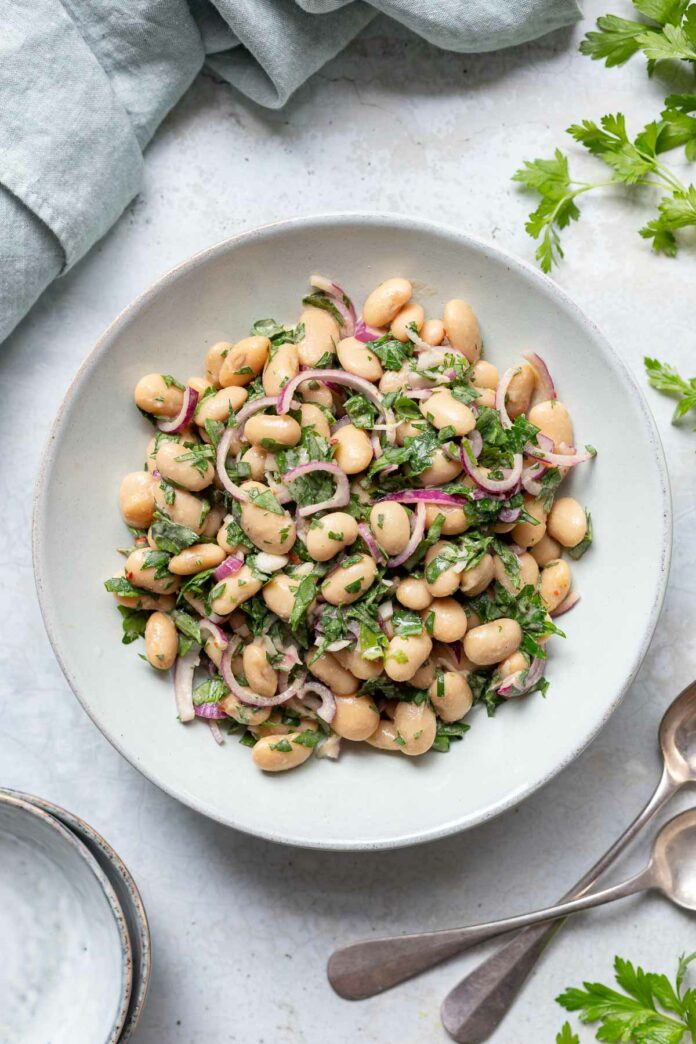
[327,867,653,1001]
[440,767,676,1042]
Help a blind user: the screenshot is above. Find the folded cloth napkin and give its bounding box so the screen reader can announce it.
[0,0,581,344]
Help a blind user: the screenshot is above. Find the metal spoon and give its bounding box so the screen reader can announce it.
[328,807,696,1000]
[328,681,696,1004]
[440,678,696,1042]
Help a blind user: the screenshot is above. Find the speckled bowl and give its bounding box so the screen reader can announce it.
[33,213,671,850]
[0,788,150,1041]
[0,792,132,1042]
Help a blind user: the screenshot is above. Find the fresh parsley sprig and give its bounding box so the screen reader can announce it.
[580,1,696,73]
[514,110,696,271]
[645,356,696,423]
[557,952,696,1043]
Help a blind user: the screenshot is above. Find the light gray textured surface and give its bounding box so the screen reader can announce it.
[2,5,695,1041]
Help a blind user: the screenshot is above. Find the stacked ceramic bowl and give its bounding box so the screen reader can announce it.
[0,789,150,1042]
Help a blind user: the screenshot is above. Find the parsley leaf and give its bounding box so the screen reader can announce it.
[150,519,201,555]
[116,605,149,645]
[645,356,696,423]
[302,292,343,326]
[557,952,696,1044]
[515,107,696,269]
[554,1023,579,1044]
[366,335,414,371]
[568,510,593,560]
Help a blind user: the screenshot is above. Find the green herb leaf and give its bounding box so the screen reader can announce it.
[150,519,201,555]
[645,357,696,423]
[116,605,149,645]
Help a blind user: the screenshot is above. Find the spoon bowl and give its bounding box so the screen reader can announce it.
[651,807,696,911]
[661,680,696,785]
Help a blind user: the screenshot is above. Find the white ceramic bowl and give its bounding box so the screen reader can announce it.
[0,788,150,1041]
[33,214,671,850]
[0,793,132,1042]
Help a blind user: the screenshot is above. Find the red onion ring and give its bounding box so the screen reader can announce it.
[387,502,426,568]
[276,370,392,442]
[467,429,483,459]
[199,619,229,650]
[298,680,336,724]
[495,367,518,430]
[310,274,356,334]
[285,461,350,517]
[521,460,547,497]
[377,489,468,507]
[523,351,556,405]
[234,395,279,438]
[174,644,200,722]
[208,719,224,744]
[551,591,581,617]
[358,522,386,565]
[316,733,342,759]
[524,442,594,468]
[212,555,244,582]
[221,643,306,707]
[216,428,249,501]
[157,386,199,434]
[460,443,523,493]
[497,657,544,698]
[354,318,383,342]
[498,506,521,523]
[194,702,227,719]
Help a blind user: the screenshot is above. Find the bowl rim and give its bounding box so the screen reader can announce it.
[32,211,672,850]
[0,787,150,1040]
[0,791,133,1039]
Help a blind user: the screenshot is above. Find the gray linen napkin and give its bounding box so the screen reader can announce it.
[0,0,581,343]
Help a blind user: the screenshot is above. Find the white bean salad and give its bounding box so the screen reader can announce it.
[106,274,595,772]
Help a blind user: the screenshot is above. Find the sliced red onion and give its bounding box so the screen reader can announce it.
[377,600,394,623]
[416,347,452,370]
[358,522,386,564]
[300,680,337,724]
[551,591,581,618]
[498,506,521,523]
[221,643,306,707]
[208,719,224,745]
[377,489,468,507]
[151,468,161,479]
[294,508,308,545]
[157,386,199,434]
[460,443,523,493]
[497,657,545,698]
[233,395,279,437]
[403,388,432,400]
[523,351,556,405]
[277,369,387,423]
[370,432,383,460]
[537,432,555,452]
[194,702,227,719]
[331,415,352,435]
[495,367,518,430]
[310,274,356,334]
[521,460,547,497]
[354,318,383,342]
[524,442,594,468]
[467,430,483,459]
[265,474,292,504]
[199,619,228,650]
[174,645,200,723]
[469,486,507,502]
[387,502,426,568]
[285,461,350,517]
[212,555,244,582]
[315,733,342,760]
[216,428,249,501]
[277,645,302,672]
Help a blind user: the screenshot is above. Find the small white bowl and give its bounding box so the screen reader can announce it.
[0,788,150,1041]
[0,793,132,1042]
[33,214,671,850]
